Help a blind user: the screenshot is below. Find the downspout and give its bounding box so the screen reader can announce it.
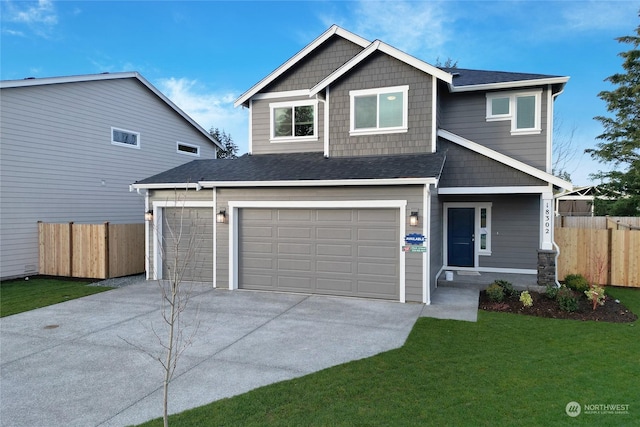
[550,86,565,288]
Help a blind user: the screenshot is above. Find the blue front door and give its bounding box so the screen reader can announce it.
[448,208,474,267]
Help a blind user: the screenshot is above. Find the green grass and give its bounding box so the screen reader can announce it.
[137,286,640,426]
[0,277,113,317]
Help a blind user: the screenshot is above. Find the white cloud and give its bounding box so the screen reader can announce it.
[156,77,249,153]
[323,0,453,57]
[561,1,639,32]
[3,0,58,37]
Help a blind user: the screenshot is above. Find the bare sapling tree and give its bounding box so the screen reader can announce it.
[126,190,206,427]
[553,116,580,182]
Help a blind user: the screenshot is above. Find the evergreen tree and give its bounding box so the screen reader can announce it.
[209,128,239,159]
[586,13,640,215]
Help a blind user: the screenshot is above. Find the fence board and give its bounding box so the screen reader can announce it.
[38,222,144,279]
[560,216,640,229]
[556,227,640,287]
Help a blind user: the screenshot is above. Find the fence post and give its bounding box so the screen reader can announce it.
[69,222,74,277]
[104,222,110,279]
[607,228,613,285]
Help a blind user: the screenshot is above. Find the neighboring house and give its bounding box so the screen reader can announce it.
[0,72,221,280]
[554,186,598,217]
[133,25,572,304]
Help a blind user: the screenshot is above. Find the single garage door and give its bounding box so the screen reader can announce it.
[239,208,400,299]
[161,207,213,282]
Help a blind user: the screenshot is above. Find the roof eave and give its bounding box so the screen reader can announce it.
[448,76,570,93]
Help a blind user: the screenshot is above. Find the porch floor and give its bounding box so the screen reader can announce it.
[437,270,545,292]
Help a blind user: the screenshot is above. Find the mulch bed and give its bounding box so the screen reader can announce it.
[479,290,637,323]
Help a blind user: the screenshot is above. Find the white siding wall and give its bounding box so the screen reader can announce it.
[0,78,218,279]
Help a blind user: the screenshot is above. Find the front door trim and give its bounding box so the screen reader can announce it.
[443,202,492,269]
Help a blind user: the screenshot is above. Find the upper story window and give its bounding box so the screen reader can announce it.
[269,100,317,143]
[486,90,542,135]
[177,141,200,157]
[111,127,140,148]
[349,86,409,136]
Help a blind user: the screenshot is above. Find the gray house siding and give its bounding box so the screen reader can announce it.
[265,36,365,93]
[439,88,549,170]
[148,185,428,302]
[441,194,540,270]
[438,139,546,188]
[250,96,324,155]
[0,79,217,279]
[329,52,433,157]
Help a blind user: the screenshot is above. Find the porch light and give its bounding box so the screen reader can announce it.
[144,210,153,221]
[216,209,227,224]
[409,211,419,227]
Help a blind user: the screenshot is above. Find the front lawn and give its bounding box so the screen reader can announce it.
[0,277,113,317]
[139,286,639,426]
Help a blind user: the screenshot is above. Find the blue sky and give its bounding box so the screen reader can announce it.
[1,0,638,185]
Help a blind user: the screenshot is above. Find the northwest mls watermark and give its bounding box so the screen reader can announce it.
[566,401,630,417]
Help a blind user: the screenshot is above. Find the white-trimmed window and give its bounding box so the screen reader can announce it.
[111,127,140,148]
[479,206,491,254]
[350,85,409,135]
[269,100,317,142]
[486,90,542,135]
[177,141,200,157]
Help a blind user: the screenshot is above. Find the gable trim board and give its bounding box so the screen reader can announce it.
[437,129,572,191]
[234,25,370,108]
[448,76,569,93]
[1,72,222,151]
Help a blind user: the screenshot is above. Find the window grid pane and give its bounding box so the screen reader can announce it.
[274,107,293,137]
[491,97,510,116]
[354,95,377,129]
[378,92,403,128]
[294,105,314,136]
[516,96,536,129]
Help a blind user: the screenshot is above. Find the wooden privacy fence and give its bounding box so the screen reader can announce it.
[38,222,145,279]
[555,227,640,288]
[558,216,640,230]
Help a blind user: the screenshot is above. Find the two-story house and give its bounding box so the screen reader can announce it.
[133,25,572,304]
[0,72,221,280]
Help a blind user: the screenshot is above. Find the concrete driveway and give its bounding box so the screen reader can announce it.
[0,281,423,427]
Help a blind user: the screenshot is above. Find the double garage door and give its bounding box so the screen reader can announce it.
[239,208,400,300]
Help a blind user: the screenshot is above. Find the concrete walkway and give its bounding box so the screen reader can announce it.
[1,281,425,427]
[421,287,480,322]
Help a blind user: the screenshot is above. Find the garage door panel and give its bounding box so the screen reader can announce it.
[242,209,274,221]
[239,208,399,300]
[241,242,273,254]
[316,227,352,240]
[316,260,352,274]
[241,226,273,238]
[317,244,352,256]
[278,210,312,221]
[278,227,312,239]
[278,243,311,255]
[278,258,312,271]
[358,244,396,258]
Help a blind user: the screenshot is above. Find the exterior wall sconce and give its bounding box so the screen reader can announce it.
[409,211,419,227]
[144,210,153,221]
[216,209,227,224]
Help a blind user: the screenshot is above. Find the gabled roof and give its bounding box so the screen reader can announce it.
[0,72,222,150]
[441,67,569,92]
[132,151,446,188]
[234,25,370,108]
[309,40,452,96]
[437,129,572,191]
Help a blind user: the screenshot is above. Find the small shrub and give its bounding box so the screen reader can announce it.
[486,283,505,303]
[545,284,559,300]
[492,280,515,297]
[519,291,533,308]
[557,286,578,312]
[585,284,606,310]
[564,274,590,293]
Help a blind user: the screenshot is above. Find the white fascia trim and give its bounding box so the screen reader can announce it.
[199,178,438,188]
[252,90,310,100]
[438,129,573,191]
[131,183,201,190]
[151,200,215,208]
[227,199,408,302]
[310,40,452,97]
[438,186,552,195]
[555,195,596,201]
[234,25,370,108]
[431,78,437,153]
[423,184,431,304]
[449,76,569,93]
[323,87,330,157]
